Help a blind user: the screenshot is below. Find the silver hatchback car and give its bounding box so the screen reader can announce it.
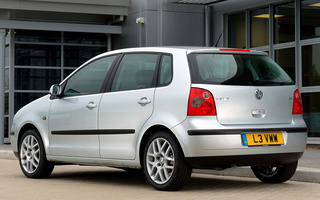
[10,47,307,191]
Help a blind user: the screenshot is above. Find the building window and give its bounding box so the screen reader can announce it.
[250,7,269,47]
[14,68,61,90]
[274,2,295,44]
[64,32,108,45]
[302,93,320,137]
[14,30,61,43]
[4,93,9,115]
[302,43,320,87]
[11,30,108,113]
[301,0,320,40]
[228,12,246,48]
[15,44,61,67]
[14,93,44,113]
[64,46,107,67]
[275,48,295,81]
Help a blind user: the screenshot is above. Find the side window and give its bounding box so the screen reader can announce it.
[158,55,173,86]
[63,55,117,96]
[111,54,158,91]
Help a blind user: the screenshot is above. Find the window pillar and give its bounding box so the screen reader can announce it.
[0,29,5,145]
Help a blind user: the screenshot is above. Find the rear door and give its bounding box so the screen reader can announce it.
[98,53,159,159]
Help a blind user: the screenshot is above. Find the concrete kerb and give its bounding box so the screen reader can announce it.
[1,147,320,184]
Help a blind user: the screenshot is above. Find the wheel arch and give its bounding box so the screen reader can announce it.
[138,125,184,168]
[17,123,48,153]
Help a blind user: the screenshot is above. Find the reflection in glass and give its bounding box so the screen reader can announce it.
[64,46,107,67]
[64,69,76,79]
[275,48,295,81]
[15,68,61,90]
[64,32,108,45]
[228,12,246,48]
[14,30,61,43]
[274,2,295,44]
[301,0,320,40]
[15,44,61,66]
[5,93,9,115]
[302,43,320,86]
[14,93,45,113]
[4,117,8,138]
[302,93,320,137]
[250,8,269,47]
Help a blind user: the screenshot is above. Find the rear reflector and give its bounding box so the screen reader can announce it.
[219,48,251,52]
[292,90,303,115]
[188,88,216,116]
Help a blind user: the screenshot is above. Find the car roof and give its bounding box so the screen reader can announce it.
[95,46,267,58]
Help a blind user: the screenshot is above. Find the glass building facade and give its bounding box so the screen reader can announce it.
[227,0,320,138]
[3,30,108,141]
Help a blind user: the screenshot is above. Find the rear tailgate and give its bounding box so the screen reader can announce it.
[197,85,295,125]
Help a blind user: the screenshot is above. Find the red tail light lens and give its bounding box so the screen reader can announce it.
[219,48,251,52]
[188,88,216,116]
[292,90,303,115]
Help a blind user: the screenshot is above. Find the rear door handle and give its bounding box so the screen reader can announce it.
[138,97,151,105]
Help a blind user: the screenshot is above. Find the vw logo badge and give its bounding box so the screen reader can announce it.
[255,89,263,100]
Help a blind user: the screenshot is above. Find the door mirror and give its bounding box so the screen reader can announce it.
[49,84,62,96]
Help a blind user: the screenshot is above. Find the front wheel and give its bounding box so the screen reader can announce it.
[143,132,192,191]
[251,161,298,183]
[19,129,54,178]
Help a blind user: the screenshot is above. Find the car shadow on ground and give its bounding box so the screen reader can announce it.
[46,166,298,191]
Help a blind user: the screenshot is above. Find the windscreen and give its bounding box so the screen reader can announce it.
[188,53,294,86]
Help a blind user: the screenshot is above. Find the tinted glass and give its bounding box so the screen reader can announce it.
[302,43,320,87]
[251,8,269,47]
[64,46,107,67]
[158,55,173,86]
[63,56,117,96]
[15,68,61,90]
[64,32,108,45]
[275,48,295,81]
[14,30,61,43]
[111,54,158,91]
[4,117,8,138]
[302,92,320,137]
[301,0,320,40]
[5,93,9,115]
[15,44,61,67]
[188,53,293,86]
[274,2,295,44]
[228,12,246,49]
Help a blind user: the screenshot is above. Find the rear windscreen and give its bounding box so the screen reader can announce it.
[188,54,294,86]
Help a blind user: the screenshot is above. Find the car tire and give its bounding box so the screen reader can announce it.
[19,129,54,178]
[251,161,298,183]
[143,131,192,191]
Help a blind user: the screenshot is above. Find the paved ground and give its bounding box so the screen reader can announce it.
[1,159,320,200]
[1,144,320,184]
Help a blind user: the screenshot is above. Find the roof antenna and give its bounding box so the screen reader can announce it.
[214,15,231,47]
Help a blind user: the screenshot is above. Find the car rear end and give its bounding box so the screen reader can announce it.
[174,48,307,169]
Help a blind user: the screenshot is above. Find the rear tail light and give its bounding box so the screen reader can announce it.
[292,90,303,115]
[188,88,216,116]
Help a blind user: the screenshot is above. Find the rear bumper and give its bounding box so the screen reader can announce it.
[172,116,308,168]
[186,152,303,169]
